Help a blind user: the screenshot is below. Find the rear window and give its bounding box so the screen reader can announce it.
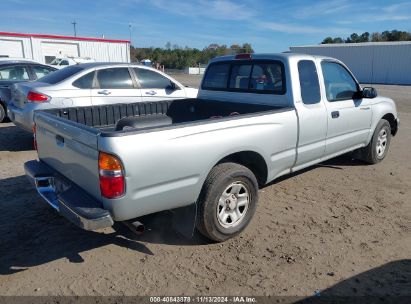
[202,60,286,94]
[73,71,95,89]
[38,66,83,84]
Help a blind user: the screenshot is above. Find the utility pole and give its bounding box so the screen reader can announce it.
[71,21,77,37]
[128,23,132,45]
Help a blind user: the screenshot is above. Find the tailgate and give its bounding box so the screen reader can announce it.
[35,111,102,200]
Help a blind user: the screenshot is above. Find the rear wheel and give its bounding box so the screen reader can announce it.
[0,103,6,123]
[196,162,259,242]
[362,119,391,164]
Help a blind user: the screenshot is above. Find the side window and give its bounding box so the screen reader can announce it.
[229,64,252,89]
[97,68,133,89]
[134,68,172,89]
[298,60,321,104]
[60,60,69,66]
[32,65,55,79]
[321,61,358,102]
[0,65,30,81]
[202,63,230,89]
[73,71,95,89]
[250,62,285,94]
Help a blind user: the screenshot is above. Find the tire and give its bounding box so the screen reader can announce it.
[362,119,391,164]
[0,103,5,123]
[196,162,259,242]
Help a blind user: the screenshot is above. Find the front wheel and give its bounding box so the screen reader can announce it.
[362,119,391,164]
[196,162,259,242]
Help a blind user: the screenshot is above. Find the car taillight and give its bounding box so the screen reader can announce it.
[32,124,37,150]
[27,91,50,103]
[99,152,125,199]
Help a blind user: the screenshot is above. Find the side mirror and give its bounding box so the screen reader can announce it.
[168,81,181,91]
[362,87,377,99]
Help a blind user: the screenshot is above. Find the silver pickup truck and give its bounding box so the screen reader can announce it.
[24,53,399,242]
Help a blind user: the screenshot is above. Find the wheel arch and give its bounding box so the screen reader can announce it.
[381,113,398,136]
[215,150,268,186]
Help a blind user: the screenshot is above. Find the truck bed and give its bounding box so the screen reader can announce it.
[33,97,297,222]
[39,98,287,134]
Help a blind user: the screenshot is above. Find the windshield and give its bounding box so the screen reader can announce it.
[49,58,62,65]
[37,65,84,84]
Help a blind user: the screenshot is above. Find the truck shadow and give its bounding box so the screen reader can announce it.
[0,175,154,275]
[263,154,366,189]
[0,124,34,151]
[294,259,411,303]
[113,212,211,246]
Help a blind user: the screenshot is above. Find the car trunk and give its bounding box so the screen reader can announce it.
[11,82,49,109]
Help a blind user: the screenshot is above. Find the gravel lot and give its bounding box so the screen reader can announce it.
[0,77,410,297]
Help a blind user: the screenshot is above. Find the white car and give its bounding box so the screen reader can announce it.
[8,62,198,131]
[49,57,95,69]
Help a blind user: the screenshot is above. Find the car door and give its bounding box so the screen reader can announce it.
[133,67,186,102]
[320,60,372,157]
[293,59,328,170]
[91,67,142,105]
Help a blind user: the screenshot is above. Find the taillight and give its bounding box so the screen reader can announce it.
[32,124,37,150]
[27,91,50,103]
[99,152,125,199]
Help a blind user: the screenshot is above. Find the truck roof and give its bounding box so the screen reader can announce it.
[209,52,334,64]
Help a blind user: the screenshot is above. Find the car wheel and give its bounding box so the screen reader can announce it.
[0,103,6,123]
[362,119,391,164]
[196,162,259,242]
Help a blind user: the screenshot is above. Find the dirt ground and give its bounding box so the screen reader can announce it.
[0,78,410,298]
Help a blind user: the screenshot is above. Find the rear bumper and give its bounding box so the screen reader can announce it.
[7,104,33,132]
[24,160,114,231]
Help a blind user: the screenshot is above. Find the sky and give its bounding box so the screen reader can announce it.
[1,0,411,52]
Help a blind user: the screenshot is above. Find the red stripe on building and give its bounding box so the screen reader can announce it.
[0,31,130,43]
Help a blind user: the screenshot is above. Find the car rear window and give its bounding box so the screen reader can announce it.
[202,60,286,94]
[38,66,84,84]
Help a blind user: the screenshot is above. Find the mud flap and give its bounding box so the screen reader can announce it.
[171,203,197,238]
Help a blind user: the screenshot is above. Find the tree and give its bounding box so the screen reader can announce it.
[322,37,334,44]
[321,30,411,44]
[131,42,255,69]
[360,32,370,42]
[241,43,254,53]
[371,32,382,42]
[332,37,344,43]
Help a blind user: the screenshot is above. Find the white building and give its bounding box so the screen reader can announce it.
[290,42,411,85]
[0,31,130,64]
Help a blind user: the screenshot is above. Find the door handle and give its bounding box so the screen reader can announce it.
[331,111,340,119]
[97,90,111,95]
[360,107,370,110]
[55,134,64,146]
[145,90,157,95]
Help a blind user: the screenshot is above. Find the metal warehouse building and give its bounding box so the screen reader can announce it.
[0,31,130,64]
[290,42,411,85]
